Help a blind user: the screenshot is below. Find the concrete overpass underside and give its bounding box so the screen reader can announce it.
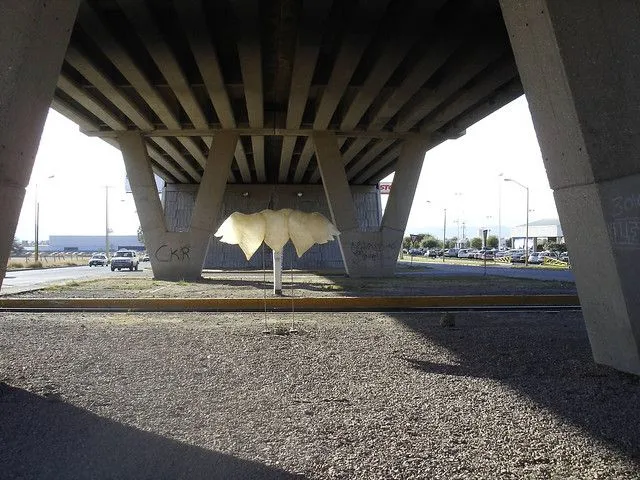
[2,0,640,374]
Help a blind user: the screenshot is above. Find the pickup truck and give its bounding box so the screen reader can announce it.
[110,250,140,271]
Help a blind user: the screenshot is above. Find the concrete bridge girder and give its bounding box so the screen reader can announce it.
[1,0,640,374]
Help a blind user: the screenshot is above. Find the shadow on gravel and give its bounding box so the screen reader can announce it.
[0,383,304,480]
[395,312,640,462]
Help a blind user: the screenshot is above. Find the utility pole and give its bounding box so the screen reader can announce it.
[105,186,110,260]
[442,208,447,262]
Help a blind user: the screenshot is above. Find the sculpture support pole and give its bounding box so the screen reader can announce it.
[273,249,283,295]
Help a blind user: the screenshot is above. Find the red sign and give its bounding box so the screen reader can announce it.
[379,182,392,194]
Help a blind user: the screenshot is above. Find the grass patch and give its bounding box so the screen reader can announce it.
[8,261,24,269]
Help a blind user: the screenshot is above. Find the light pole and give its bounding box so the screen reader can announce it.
[504,178,529,266]
[498,173,503,249]
[34,175,55,262]
[442,208,447,262]
[426,201,447,261]
[105,186,116,260]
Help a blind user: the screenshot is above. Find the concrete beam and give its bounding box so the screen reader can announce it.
[278,1,331,183]
[116,1,208,130]
[0,0,79,290]
[230,0,266,183]
[381,137,429,232]
[87,129,414,139]
[174,1,252,183]
[292,0,393,184]
[78,3,206,176]
[56,73,127,131]
[394,41,506,133]
[500,0,640,374]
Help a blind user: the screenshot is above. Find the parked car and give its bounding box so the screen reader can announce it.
[141,253,150,262]
[445,248,459,257]
[529,251,558,264]
[408,248,422,256]
[110,250,140,271]
[478,250,495,260]
[510,249,527,263]
[88,253,108,267]
[425,249,439,258]
[560,252,570,263]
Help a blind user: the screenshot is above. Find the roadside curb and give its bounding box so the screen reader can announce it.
[0,295,581,312]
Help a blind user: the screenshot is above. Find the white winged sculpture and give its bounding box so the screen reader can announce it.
[214,209,340,260]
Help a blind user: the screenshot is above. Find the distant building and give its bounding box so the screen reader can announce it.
[509,218,564,250]
[48,235,143,253]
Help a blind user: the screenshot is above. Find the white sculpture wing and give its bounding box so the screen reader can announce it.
[214,212,266,260]
[215,209,340,259]
[288,210,317,257]
[307,212,340,244]
[261,208,291,252]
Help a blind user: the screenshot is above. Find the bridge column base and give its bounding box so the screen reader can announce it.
[118,132,237,282]
[313,131,428,278]
[501,0,640,374]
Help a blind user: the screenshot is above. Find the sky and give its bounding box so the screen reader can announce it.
[15,95,556,242]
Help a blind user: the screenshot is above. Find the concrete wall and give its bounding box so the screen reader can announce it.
[162,184,381,270]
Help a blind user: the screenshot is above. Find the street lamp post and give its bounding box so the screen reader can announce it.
[498,173,503,249]
[34,175,55,262]
[442,208,447,262]
[105,186,110,259]
[426,201,447,262]
[504,178,530,266]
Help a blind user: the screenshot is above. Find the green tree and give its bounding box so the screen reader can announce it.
[544,241,567,252]
[403,236,412,249]
[470,237,483,249]
[137,225,145,246]
[444,238,457,248]
[11,237,24,256]
[505,238,513,248]
[420,234,440,249]
[487,235,499,248]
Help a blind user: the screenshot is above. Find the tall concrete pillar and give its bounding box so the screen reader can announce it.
[118,132,237,281]
[313,132,427,277]
[0,0,80,290]
[500,1,640,374]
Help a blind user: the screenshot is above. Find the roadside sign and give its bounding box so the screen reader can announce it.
[379,182,392,194]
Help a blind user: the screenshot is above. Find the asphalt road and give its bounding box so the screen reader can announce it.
[1,264,151,296]
[2,260,574,297]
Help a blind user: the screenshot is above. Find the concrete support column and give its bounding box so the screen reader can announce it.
[118,132,237,281]
[314,132,427,277]
[0,0,79,289]
[500,0,640,374]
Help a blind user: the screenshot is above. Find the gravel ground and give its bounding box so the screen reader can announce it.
[1,310,639,479]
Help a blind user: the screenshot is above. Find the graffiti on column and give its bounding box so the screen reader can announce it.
[154,244,191,262]
[608,194,640,248]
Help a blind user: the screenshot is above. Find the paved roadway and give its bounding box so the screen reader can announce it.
[1,264,151,296]
[1,261,574,296]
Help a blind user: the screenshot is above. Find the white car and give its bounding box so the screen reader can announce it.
[88,253,108,267]
[110,250,140,271]
[528,251,558,264]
